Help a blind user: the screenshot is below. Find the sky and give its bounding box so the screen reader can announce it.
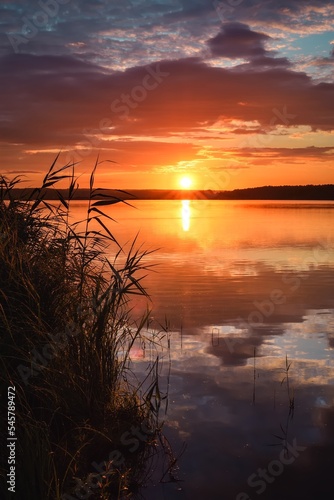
[1,0,334,190]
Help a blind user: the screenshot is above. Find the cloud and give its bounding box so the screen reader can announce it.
[207,22,271,59]
[2,1,333,67]
[212,0,334,34]
[207,23,294,70]
[245,55,291,67]
[234,147,334,159]
[2,169,41,175]
[0,1,332,188]
[0,52,99,74]
[312,46,334,66]
[0,51,333,157]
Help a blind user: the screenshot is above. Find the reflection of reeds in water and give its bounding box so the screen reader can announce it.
[281,354,295,414]
[0,157,172,499]
[211,327,220,347]
[159,434,187,484]
[271,408,295,460]
[270,355,295,458]
[253,347,256,405]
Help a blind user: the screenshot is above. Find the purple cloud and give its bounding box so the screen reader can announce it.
[208,22,271,59]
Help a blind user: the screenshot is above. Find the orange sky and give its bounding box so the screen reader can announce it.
[1,2,334,190]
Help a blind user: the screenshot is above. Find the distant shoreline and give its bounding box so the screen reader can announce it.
[7,184,334,201]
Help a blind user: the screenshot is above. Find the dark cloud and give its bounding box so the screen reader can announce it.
[0,2,333,179]
[160,0,334,26]
[1,0,333,65]
[212,0,334,33]
[234,147,334,159]
[246,55,291,67]
[0,52,333,158]
[0,52,100,74]
[207,23,293,70]
[208,22,270,59]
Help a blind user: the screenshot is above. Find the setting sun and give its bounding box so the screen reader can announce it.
[179,175,193,189]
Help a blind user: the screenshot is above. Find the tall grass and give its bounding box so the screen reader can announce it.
[0,157,165,499]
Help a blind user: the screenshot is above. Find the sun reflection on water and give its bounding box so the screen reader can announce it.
[181,199,191,231]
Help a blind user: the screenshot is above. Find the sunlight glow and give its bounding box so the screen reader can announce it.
[179,175,193,189]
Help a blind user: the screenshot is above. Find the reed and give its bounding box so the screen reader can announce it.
[0,157,165,499]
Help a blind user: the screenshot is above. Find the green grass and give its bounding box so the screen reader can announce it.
[0,157,166,499]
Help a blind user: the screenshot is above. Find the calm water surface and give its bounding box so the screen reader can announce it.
[72,200,334,499]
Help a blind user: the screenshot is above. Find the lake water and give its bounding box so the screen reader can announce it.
[71,200,334,499]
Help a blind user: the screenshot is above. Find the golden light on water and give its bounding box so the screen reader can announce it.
[181,200,191,231]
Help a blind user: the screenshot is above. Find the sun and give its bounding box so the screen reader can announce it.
[179,175,193,189]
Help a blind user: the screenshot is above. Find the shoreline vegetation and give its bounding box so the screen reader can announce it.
[0,158,172,499]
[8,184,334,201]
